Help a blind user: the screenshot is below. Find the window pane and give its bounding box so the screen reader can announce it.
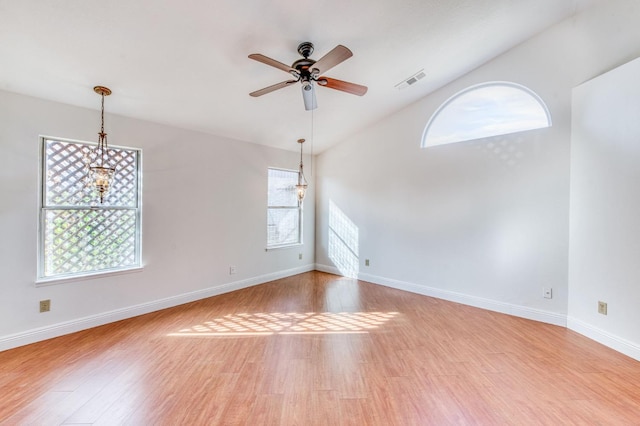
[43,209,138,276]
[39,137,141,281]
[267,168,301,248]
[44,139,138,207]
[267,207,300,246]
[422,82,551,147]
[268,168,297,207]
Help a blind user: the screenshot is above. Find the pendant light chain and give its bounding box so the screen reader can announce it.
[299,139,304,172]
[100,91,105,135]
[98,91,107,166]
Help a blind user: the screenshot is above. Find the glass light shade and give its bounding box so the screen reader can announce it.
[301,82,317,111]
[296,183,308,201]
[89,165,115,203]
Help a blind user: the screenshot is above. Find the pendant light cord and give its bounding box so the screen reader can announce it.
[310,86,315,177]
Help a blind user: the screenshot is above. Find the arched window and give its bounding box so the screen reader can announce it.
[421,82,551,148]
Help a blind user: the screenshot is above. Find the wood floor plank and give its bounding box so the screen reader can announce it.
[243,394,283,425]
[1,271,639,425]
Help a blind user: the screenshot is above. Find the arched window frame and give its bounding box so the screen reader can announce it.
[421,81,552,148]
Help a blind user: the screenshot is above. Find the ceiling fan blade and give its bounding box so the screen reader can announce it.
[301,82,317,111]
[248,53,295,74]
[250,80,298,97]
[317,77,368,96]
[311,45,353,74]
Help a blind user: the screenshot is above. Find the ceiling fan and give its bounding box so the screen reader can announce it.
[249,42,368,111]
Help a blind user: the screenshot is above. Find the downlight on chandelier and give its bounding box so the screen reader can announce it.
[296,138,308,202]
[88,86,115,204]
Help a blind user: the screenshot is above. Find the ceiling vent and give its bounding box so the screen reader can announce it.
[395,69,426,90]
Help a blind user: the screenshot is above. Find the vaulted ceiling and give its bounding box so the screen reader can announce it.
[0,0,599,152]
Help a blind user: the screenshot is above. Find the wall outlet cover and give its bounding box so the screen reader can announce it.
[598,301,608,315]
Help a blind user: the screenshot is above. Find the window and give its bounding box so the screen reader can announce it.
[267,168,302,248]
[422,81,552,148]
[38,137,142,281]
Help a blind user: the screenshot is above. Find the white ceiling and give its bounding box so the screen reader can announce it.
[0,0,598,153]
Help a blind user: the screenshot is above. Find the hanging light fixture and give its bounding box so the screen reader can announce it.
[296,138,308,202]
[88,86,115,204]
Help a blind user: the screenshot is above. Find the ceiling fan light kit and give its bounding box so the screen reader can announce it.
[301,81,317,110]
[249,41,367,110]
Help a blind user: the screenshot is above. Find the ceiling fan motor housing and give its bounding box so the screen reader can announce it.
[294,42,320,82]
[297,42,314,58]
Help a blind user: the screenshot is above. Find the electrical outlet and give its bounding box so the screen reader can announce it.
[39,300,50,313]
[543,287,552,299]
[598,301,608,315]
[365,259,370,267]
[299,253,303,260]
[229,266,237,275]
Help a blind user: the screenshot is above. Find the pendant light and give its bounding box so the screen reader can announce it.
[296,138,308,202]
[88,86,115,204]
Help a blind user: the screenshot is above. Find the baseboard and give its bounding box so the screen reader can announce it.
[0,264,314,352]
[13,264,637,362]
[315,264,567,327]
[567,317,640,361]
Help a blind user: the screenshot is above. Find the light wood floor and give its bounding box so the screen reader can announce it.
[2,271,640,425]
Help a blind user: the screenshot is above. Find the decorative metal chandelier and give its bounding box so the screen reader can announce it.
[88,86,115,203]
[296,138,308,202]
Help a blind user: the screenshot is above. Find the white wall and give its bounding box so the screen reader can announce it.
[569,57,640,359]
[0,90,315,350]
[316,0,640,341]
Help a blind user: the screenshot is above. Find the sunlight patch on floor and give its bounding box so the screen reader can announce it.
[167,312,399,337]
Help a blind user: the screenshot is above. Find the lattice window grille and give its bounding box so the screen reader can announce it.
[44,139,138,207]
[43,209,137,276]
[40,138,141,279]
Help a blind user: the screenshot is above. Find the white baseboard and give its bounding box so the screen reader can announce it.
[0,265,314,352]
[8,264,638,363]
[317,264,640,361]
[315,263,567,327]
[567,317,640,361]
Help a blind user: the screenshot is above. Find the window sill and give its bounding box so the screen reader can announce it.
[265,243,303,252]
[35,266,144,287]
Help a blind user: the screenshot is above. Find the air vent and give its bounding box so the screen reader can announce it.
[395,69,426,90]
